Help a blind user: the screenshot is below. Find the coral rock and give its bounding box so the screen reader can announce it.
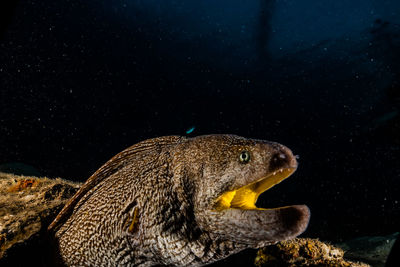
[255,238,371,267]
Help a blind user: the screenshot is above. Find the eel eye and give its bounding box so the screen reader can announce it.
[239,151,251,163]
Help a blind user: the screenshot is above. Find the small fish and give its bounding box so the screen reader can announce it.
[186,126,195,134]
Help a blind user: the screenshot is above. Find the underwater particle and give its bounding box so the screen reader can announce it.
[185,126,195,134]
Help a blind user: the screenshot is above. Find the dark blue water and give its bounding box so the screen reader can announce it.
[1,0,399,265]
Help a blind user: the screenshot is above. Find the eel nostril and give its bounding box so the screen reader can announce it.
[278,153,286,160]
[273,152,286,162]
[269,152,291,171]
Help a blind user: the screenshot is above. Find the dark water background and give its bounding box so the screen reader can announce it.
[1,0,399,265]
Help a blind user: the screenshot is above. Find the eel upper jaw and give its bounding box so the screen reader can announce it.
[213,167,298,211]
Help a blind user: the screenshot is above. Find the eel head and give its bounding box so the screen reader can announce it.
[174,135,310,248]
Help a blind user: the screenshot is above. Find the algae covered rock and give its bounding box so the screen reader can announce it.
[254,238,370,267]
[0,172,81,264]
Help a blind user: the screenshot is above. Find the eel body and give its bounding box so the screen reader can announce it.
[49,134,310,266]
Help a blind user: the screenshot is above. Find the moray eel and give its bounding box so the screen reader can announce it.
[48,135,310,266]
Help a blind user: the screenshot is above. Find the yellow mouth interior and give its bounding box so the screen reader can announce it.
[214,168,296,211]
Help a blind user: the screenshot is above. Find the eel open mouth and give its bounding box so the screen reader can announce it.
[214,167,297,211]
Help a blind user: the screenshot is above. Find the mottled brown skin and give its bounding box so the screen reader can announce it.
[49,135,310,266]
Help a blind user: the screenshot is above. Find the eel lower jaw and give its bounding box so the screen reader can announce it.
[203,167,310,245]
[213,167,297,211]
